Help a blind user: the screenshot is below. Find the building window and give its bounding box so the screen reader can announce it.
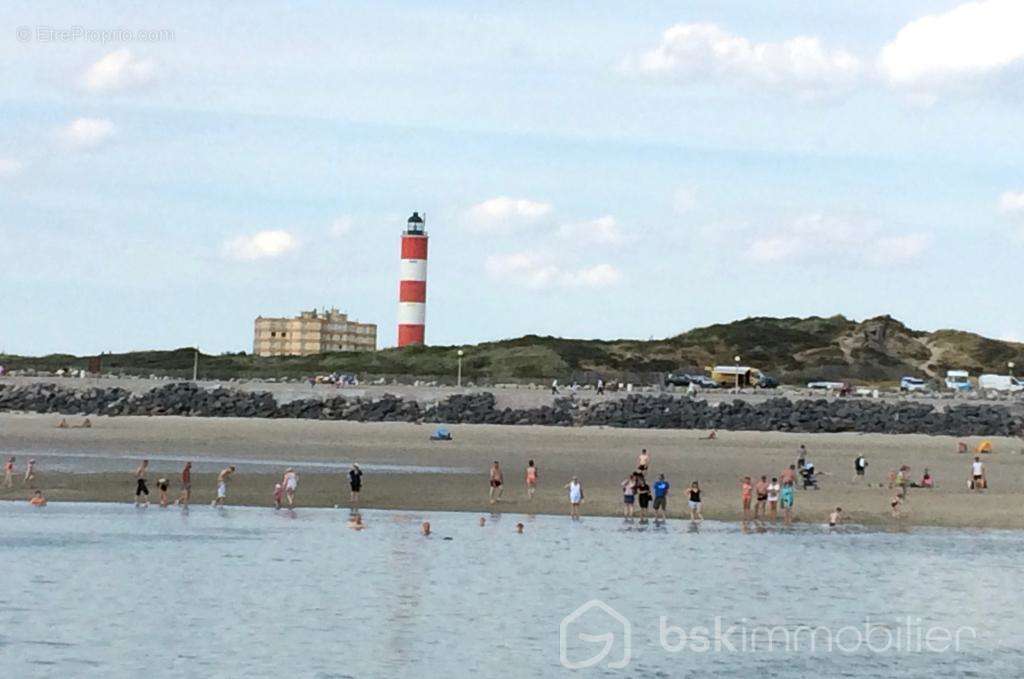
[281,332,287,338]
[270,331,277,337]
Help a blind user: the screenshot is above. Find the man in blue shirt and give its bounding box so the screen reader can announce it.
[653,474,670,520]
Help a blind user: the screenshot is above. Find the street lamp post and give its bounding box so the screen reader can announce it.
[457,349,464,388]
[734,355,741,393]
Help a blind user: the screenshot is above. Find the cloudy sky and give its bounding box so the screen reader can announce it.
[2,0,1023,355]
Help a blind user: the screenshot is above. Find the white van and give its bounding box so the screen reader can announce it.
[945,370,972,391]
[978,374,1024,393]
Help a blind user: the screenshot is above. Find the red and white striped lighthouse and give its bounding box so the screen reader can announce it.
[397,211,428,347]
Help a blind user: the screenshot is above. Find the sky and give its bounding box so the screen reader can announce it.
[2,0,1023,355]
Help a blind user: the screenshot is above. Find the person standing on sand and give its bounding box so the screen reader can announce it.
[621,474,636,518]
[970,456,986,490]
[653,474,670,521]
[780,481,795,525]
[780,464,797,488]
[135,460,150,508]
[489,461,504,504]
[828,507,843,528]
[688,482,703,521]
[273,483,283,510]
[766,477,780,522]
[525,460,538,499]
[740,476,753,520]
[282,468,298,507]
[891,495,903,518]
[635,475,652,520]
[212,466,235,507]
[349,464,363,507]
[854,455,868,482]
[176,461,192,507]
[23,459,36,487]
[754,476,768,519]
[565,476,583,519]
[3,456,14,488]
[797,445,807,471]
[636,449,650,474]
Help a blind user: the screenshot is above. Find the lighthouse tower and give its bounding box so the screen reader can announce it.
[397,211,428,347]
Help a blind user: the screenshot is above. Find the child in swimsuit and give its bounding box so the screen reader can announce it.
[273,483,283,510]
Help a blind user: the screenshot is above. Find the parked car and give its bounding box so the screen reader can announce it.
[900,376,928,392]
[665,372,692,387]
[978,374,1024,393]
[807,381,847,391]
[666,373,718,388]
[689,375,719,389]
[757,375,779,389]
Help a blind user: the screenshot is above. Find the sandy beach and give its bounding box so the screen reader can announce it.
[1,412,1022,528]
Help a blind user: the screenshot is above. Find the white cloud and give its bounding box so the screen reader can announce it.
[999,190,1024,214]
[223,230,297,261]
[630,22,862,97]
[485,252,622,289]
[79,49,156,93]
[58,118,115,150]
[0,158,22,178]
[329,217,353,237]
[464,196,552,231]
[880,0,1024,88]
[558,215,627,245]
[866,233,932,264]
[746,213,930,265]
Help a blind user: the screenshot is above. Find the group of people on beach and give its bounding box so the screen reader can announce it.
[3,456,36,489]
[125,459,366,511]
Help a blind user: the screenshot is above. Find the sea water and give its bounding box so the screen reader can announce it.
[1,502,1021,678]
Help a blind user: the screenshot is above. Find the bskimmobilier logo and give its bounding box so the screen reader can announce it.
[559,599,632,670]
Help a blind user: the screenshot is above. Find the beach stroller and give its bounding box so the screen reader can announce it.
[800,463,819,490]
[430,427,453,441]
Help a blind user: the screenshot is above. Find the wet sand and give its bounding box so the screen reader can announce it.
[1,413,1022,528]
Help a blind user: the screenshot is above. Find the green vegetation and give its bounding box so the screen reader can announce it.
[3,315,1022,385]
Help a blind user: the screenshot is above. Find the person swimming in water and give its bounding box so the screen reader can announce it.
[515,522,524,534]
[29,490,47,507]
[421,521,431,536]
